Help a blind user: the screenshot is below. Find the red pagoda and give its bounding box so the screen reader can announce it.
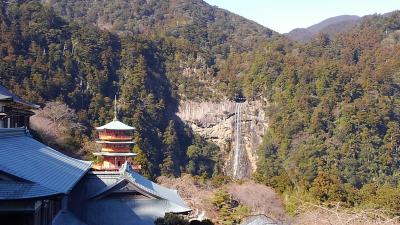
[92,99,137,170]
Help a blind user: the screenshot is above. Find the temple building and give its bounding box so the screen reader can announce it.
[76,102,190,225]
[0,85,39,128]
[67,162,191,225]
[0,86,190,225]
[0,127,92,225]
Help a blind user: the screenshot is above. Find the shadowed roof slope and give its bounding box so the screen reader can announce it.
[0,85,39,109]
[124,168,191,212]
[0,181,59,200]
[0,128,91,195]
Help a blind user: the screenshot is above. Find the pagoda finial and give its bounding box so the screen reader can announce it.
[114,95,118,121]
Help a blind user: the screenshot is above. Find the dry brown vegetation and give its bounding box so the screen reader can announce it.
[157,174,218,219]
[227,181,289,224]
[157,175,287,223]
[289,195,400,225]
[158,175,400,225]
[30,101,87,157]
[293,205,400,225]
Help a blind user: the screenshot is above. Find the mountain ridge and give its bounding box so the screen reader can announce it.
[285,15,361,43]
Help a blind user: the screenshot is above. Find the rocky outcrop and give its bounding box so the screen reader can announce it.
[177,100,268,178]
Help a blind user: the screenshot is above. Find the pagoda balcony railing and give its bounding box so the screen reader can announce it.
[92,163,142,171]
[98,134,132,141]
[92,164,119,171]
[101,147,130,152]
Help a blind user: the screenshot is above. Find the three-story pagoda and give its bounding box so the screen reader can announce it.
[92,100,137,170]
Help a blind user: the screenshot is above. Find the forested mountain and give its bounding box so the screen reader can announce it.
[45,0,275,53]
[252,12,400,212]
[1,0,400,217]
[0,0,220,178]
[286,15,361,43]
[45,0,284,100]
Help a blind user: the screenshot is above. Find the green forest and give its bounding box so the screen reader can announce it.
[0,0,220,178]
[251,15,400,213]
[1,0,400,217]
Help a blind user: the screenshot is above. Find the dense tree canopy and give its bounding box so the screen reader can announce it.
[252,12,400,213]
[0,0,220,178]
[1,0,400,215]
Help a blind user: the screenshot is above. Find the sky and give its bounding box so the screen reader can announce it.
[204,0,400,33]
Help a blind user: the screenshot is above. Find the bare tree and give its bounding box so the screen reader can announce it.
[36,101,80,130]
[290,195,400,225]
[30,101,85,156]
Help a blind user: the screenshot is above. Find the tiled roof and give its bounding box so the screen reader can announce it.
[96,120,135,130]
[71,166,191,225]
[84,198,187,225]
[0,85,39,109]
[0,181,59,200]
[123,166,191,213]
[53,210,88,225]
[240,215,277,225]
[87,163,191,213]
[0,128,91,196]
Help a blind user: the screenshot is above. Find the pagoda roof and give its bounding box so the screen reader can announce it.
[0,85,39,109]
[95,140,134,144]
[93,152,137,157]
[96,120,135,131]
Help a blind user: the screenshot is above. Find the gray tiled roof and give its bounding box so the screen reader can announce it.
[68,167,191,225]
[85,164,191,213]
[0,181,59,200]
[0,128,91,195]
[240,215,278,225]
[84,198,185,225]
[124,168,191,213]
[53,210,88,225]
[0,85,39,109]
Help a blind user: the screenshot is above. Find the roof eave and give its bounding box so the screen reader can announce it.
[64,161,92,194]
[0,192,63,201]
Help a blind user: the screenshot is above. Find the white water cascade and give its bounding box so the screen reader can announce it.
[233,102,244,179]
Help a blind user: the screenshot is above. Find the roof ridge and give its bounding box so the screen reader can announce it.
[0,128,28,139]
[0,85,40,109]
[0,134,92,194]
[119,164,190,211]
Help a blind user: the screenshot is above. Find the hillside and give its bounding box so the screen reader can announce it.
[286,15,360,43]
[45,0,276,53]
[2,0,400,221]
[0,0,221,178]
[44,0,287,100]
[252,12,400,215]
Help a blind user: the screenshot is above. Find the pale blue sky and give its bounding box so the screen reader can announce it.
[204,0,400,33]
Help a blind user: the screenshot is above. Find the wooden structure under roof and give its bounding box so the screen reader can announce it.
[0,85,39,128]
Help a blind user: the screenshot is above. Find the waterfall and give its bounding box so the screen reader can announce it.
[233,102,243,179]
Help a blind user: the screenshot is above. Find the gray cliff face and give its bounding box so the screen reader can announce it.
[177,100,268,178]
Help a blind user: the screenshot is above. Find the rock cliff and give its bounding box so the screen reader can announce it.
[177,100,268,178]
